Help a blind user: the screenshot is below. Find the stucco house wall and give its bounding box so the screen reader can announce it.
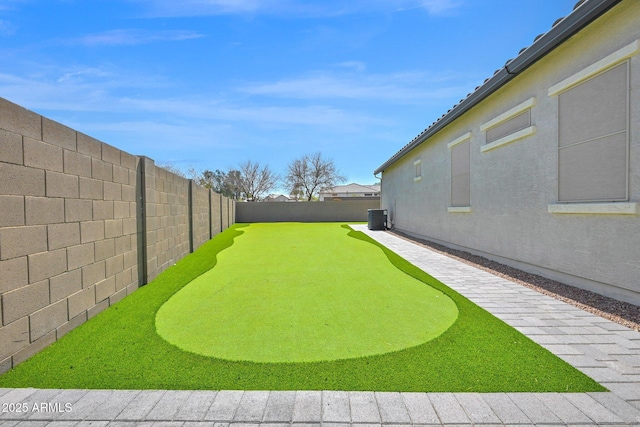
[379,0,640,305]
[319,183,381,201]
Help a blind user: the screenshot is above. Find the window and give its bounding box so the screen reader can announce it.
[447,132,471,210]
[414,159,422,182]
[548,39,638,211]
[486,110,530,143]
[556,61,629,202]
[480,97,536,152]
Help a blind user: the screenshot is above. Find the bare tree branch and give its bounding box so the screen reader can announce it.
[237,160,279,201]
[285,152,346,201]
[156,163,188,178]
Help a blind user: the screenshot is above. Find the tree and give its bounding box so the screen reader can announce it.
[156,163,188,178]
[196,169,215,189]
[156,164,202,183]
[196,169,231,196]
[211,169,243,199]
[236,160,278,201]
[224,170,242,199]
[289,184,304,201]
[284,152,346,201]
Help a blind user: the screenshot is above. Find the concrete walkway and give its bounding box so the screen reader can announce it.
[1,226,639,426]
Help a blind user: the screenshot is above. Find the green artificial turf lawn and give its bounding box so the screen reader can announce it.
[0,223,606,392]
[156,223,459,363]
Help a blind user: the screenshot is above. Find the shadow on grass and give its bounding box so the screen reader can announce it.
[0,223,606,392]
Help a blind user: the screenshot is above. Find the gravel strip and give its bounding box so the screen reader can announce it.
[388,230,640,332]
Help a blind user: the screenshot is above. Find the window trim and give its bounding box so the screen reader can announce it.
[480,97,536,131]
[447,206,471,213]
[548,202,638,215]
[549,42,638,207]
[481,125,536,153]
[413,159,422,182]
[480,97,536,153]
[553,59,630,204]
[548,39,639,96]
[448,132,472,211]
[447,131,471,149]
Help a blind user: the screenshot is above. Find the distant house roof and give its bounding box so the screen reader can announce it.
[264,194,290,202]
[320,183,381,194]
[374,0,621,175]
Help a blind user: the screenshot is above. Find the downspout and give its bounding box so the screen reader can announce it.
[373,171,391,229]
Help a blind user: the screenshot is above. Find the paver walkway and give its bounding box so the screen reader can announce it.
[1,226,639,426]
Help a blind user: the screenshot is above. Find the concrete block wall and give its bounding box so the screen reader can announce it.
[229,197,235,228]
[191,182,212,251]
[221,195,230,230]
[142,159,191,283]
[235,199,380,223]
[211,192,222,236]
[0,97,235,373]
[0,98,139,373]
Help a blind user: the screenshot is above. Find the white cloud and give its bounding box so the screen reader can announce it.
[0,72,106,112]
[367,0,462,15]
[136,0,326,17]
[238,70,471,103]
[0,0,27,12]
[118,96,376,129]
[53,29,204,47]
[336,61,367,73]
[0,63,469,129]
[411,0,463,15]
[141,0,261,16]
[132,0,462,18]
[423,0,462,14]
[0,64,172,113]
[72,119,239,150]
[0,65,377,133]
[0,19,17,36]
[56,68,114,83]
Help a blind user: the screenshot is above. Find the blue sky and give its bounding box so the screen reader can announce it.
[1,0,577,191]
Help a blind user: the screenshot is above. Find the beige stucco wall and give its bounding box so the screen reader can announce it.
[381,0,640,305]
[0,97,235,373]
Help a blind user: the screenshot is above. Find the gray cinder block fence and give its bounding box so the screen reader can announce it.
[235,199,380,223]
[0,97,235,373]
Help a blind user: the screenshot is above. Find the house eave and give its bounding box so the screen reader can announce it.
[374,0,622,175]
